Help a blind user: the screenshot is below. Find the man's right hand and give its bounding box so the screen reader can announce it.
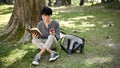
[32,32,39,38]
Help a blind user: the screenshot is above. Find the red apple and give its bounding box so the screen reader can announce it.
[50,28,54,33]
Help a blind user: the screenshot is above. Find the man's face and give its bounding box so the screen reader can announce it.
[42,14,51,22]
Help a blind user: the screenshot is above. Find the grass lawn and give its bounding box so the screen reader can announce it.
[0,2,120,68]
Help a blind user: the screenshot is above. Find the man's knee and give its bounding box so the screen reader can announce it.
[32,38,39,44]
[48,35,54,39]
[32,39,35,44]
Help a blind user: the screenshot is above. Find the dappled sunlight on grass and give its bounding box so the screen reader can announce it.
[60,20,96,33]
[0,4,13,15]
[60,21,75,27]
[0,13,12,32]
[0,4,13,32]
[0,43,37,67]
[80,22,96,28]
[52,5,84,13]
[0,2,120,68]
[84,57,112,65]
[0,13,12,22]
[102,24,109,28]
[71,15,95,20]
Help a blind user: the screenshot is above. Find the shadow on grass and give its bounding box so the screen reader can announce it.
[0,23,6,32]
[0,43,38,68]
[0,5,120,68]
[0,37,118,68]
[7,48,39,68]
[4,43,120,68]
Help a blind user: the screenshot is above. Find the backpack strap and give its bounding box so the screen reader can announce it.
[59,37,68,52]
[59,37,72,53]
[72,43,81,53]
[67,39,71,50]
[80,38,85,53]
[59,37,65,47]
[71,42,78,52]
[72,38,85,53]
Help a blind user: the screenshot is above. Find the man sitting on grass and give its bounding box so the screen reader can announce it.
[32,6,60,65]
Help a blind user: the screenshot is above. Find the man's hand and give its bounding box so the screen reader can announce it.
[49,28,55,35]
[32,32,40,38]
[50,31,56,35]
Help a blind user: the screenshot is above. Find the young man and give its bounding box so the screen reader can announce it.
[32,6,60,65]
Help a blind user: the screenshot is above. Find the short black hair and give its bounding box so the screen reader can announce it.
[41,6,52,15]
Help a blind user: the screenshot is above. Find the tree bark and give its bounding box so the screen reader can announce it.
[6,0,14,4]
[54,0,71,6]
[0,0,14,4]
[48,0,52,6]
[0,0,46,43]
[0,0,6,3]
[79,0,85,6]
[91,0,94,6]
[101,0,105,3]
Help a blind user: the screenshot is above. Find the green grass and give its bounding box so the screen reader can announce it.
[0,4,13,32]
[0,2,120,68]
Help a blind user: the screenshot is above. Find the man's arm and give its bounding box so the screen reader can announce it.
[55,23,60,40]
[32,32,39,38]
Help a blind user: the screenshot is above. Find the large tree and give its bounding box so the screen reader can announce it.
[54,0,71,6]
[0,0,6,3]
[6,0,14,4]
[79,0,85,6]
[0,0,14,4]
[0,0,46,43]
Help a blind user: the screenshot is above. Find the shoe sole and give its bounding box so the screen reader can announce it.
[32,61,39,65]
[49,55,59,62]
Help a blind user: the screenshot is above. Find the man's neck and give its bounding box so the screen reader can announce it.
[43,20,51,28]
[44,20,51,25]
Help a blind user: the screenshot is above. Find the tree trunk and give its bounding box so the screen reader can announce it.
[91,0,94,6]
[48,0,52,6]
[101,0,105,3]
[64,0,71,6]
[0,0,14,4]
[6,0,14,4]
[0,0,46,43]
[54,0,62,6]
[0,0,6,3]
[79,0,85,6]
[54,0,71,6]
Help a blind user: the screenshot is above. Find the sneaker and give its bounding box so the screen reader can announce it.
[49,52,59,62]
[32,54,40,65]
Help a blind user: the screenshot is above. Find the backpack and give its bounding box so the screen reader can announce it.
[59,34,85,54]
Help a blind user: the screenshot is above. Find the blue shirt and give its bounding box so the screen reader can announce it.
[37,20,60,40]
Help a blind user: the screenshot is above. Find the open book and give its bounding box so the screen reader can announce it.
[26,28,42,36]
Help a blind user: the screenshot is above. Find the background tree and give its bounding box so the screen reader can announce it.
[0,0,14,4]
[101,0,105,3]
[91,0,94,6]
[0,0,45,43]
[6,0,14,4]
[48,0,52,6]
[0,0,6,4]
[63,0,71,6]
[79,0,85,6]
[54,0,71,6]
